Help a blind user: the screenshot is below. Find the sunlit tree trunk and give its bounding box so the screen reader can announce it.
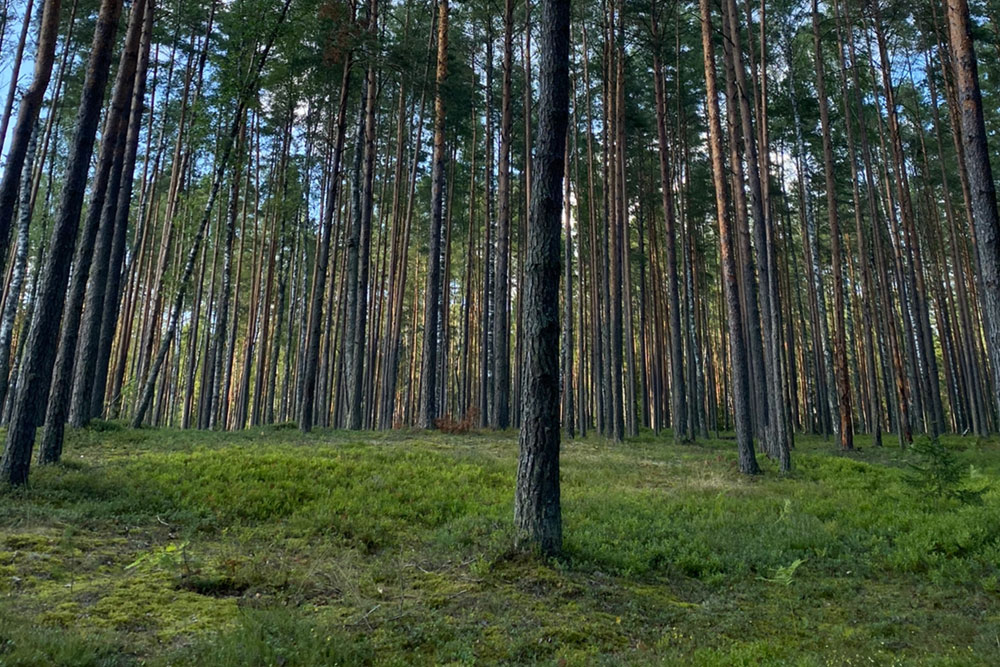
[699,0,759,475]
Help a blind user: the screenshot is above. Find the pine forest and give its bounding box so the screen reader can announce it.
[2,0,1000,662]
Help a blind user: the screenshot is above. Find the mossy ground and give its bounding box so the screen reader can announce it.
[1,424,998,665]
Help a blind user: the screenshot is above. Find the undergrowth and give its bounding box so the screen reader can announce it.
[0,426,998,665]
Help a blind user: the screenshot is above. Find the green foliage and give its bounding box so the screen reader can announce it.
[907,437,989,504]
[81,419,123,433]
[166,609,373,667]
[0,614,126,667]
[125,541,196,575]
[1,428,998,664]
[758,558,806,586]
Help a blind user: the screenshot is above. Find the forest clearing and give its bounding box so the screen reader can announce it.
[1,425,999,665]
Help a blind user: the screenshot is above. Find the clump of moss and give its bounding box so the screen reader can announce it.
[89,571,238,639]
[4,534,53,552]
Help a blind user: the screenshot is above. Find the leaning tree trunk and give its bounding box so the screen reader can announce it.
[0,129,38,412]
[81,0,155,423]
[131,0,292,428]
[0,0,35,149]
[0,0,123,486]
[0,0,62,282]
[514,0,570,556]
[39,0,147,462]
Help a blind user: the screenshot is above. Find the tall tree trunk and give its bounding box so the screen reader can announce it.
[210,120,246,429]
[946,0,1000,427]
[41,0,144,459]
[379,24,432,429]
[299,56,353,432]
[0,128,38,412]
[832,0,880,446]
[699,0,759,475]
[82,0,155,424]
[651,4,687,443]
[0,0,123,485]
[514,0,569,556]
[481,20,495,428]
[0,0,61,280]
[459,97,476,420]
[872,14,943,438]
[0,0,35,149]
[494,0,514,430]
[722,0,787,467]
[607,2,624,442]
[562,137,574,437]
[812,0,852,450]
[346,0,377,430]
[418,0,448,429]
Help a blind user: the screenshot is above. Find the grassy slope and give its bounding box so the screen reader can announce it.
[0,424,998,665]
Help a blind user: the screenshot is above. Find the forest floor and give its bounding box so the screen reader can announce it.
[0,424,998,665]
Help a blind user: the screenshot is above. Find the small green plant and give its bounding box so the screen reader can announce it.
[759,558,806,586]
[776,498,793,523]
[907,437,987,504]
[126,540,197,577]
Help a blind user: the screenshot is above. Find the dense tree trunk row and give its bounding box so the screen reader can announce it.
[1,0,999,498]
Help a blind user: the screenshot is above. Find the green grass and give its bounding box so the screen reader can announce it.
[1,425,999,665]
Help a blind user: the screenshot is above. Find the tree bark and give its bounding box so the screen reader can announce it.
[0,128,38,412]
[0,0,123,485]
[82,0,155,424]
[947,0,1000,427]
[299,56,353,432]
[515,0,570,556]
[0,0,61,282]
[493,0,514,430]
[812,0,852,450]
[40,0,147,459]
[651,4,687,443]
[699,0,759,475]
[417,0,448,429]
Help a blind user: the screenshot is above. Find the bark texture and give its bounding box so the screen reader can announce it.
[0,0,123,485]
[514,0,570,556]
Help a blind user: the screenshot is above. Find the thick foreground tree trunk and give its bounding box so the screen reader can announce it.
[0,0,123,486]
[514,0,570,556]
[40,0,147,462]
